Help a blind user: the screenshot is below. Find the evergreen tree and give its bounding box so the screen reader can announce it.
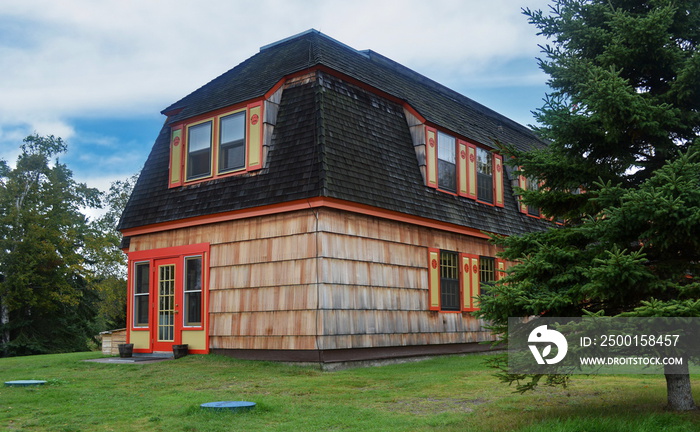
[0,135,101,356]
[478,0,700,411]
[515,0,699,222]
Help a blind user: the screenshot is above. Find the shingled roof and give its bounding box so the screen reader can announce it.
[119,30,547,235]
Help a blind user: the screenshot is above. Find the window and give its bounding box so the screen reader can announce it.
[186,121,212,180]
[428,249,496,312]
[518,172,542,217]
[480,256,496,287]
[184,256,203,327]
[526,177,540,217]
[170,101,264,188]
[133,262,150,327]
[219,111,246,173]
[423,127,504,206]
[476,148,493,204]
[439,250,460,311]
[437,132,456,192]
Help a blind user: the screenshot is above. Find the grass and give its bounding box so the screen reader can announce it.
[1,352,699,431]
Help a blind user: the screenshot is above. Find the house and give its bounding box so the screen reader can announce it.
[117,30,547,364]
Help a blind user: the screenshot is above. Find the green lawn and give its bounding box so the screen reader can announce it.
[1,352,699,431]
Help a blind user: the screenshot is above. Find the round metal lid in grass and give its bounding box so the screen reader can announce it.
[5,380,47,387]
[200,401,256,412]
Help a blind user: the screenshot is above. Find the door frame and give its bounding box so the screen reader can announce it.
[126,243,211,354]
[152,257,182,352]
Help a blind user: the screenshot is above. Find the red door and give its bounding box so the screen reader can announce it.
[152,258,183,352]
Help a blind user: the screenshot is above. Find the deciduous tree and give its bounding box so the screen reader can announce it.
[85,174,138,330]
[0,135,101,356]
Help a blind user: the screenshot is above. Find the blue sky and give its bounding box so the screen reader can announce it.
[0,0,552,216]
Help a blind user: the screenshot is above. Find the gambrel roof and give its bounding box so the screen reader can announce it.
[119,30,546,235]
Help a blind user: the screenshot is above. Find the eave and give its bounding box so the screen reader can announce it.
[120,196,492,240]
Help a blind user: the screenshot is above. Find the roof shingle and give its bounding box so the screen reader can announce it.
[119,30,547,236]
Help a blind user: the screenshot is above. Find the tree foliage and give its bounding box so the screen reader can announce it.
[482,146,700,322]
[0,135,102,356]
[477,0,700,411]
[85,174,137,330]
[513,0,700,222]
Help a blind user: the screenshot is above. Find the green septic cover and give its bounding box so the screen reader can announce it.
[200,401,256,412]
[5,380,47,387]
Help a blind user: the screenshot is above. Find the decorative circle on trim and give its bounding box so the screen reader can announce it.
[431,259,438,269]
[251,114,259,125]
[460,150,466,159]
[173,136,181,147]
[496,164,502,172]
[429,137,435,148]
[469,153,475,162]
[464,263,469,272]
[472,264,478,273]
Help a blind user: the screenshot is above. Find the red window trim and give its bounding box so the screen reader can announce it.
[426,125,505,207]
[429,248,498,313]
[126,244,211,346]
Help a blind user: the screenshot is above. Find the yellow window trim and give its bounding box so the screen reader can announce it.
[178,107,256,185]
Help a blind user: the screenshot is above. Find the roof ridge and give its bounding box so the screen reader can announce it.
[260,29,369,59]
[361,49,534,134]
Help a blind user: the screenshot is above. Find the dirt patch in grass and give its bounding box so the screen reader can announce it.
[388,397,489,415]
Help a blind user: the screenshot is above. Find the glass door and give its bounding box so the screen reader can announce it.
[153,258,181,351]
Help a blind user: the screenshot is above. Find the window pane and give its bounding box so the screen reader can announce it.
[185,257,202,291]
[437,132,456,192]
[188,122,212,151]
[440,251,460,311]
[185,292,202,326]
[134,262,149,327]
[438,159,456,192]
[476,148,492,175]
[184,257,202,326]
[480,257,495,286]
[135,263,149,294]
[187,122,212,179]
[219,142,245,172]
[477,148,493,203]
[135,295,149,326]
[437,132,456,163]
[220,112,245,144]
[219,113,247,173]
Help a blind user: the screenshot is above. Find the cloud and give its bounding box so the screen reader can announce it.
[0,0,552,195]
[0,119,76,167]
[0,0,550,122]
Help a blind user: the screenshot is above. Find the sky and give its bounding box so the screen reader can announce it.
[0,0,553,215]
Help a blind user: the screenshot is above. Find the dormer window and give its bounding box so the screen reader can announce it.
[186,121,213,180]
[422,125,504,207]
[437,132,456,193]
[476,148,493,204]
[218,111,246,173]
[525,177,540,217]
[518,173,542,218]
[168,100,265,188]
